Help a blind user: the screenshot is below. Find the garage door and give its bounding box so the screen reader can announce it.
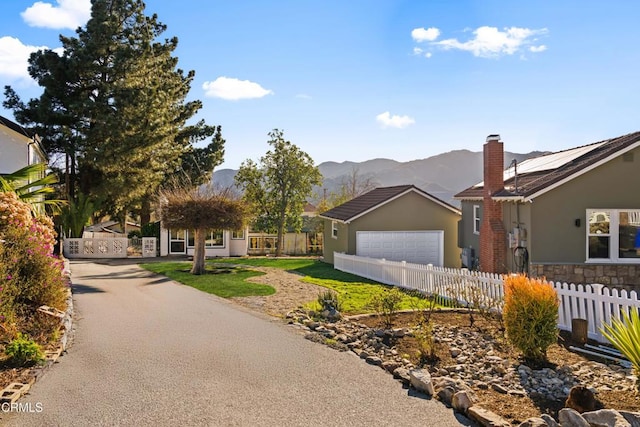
[356,231,444,266]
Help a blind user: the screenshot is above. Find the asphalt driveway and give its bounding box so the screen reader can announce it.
[3,260,472,426]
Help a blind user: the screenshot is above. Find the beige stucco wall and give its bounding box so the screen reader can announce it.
[528,146,640,264]
[459,200,482,249]
[322,220,349,263]
[323,191,461,267]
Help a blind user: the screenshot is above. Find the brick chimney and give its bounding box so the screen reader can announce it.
[480,134,507,273]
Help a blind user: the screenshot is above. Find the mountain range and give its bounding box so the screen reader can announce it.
[213,149,546,207]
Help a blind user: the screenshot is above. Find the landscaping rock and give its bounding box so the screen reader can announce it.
[467,406,511,427]
[294,311,637,427]
[565,385,597,413]
[540,414,560,427]
[392,367,411,384]
[582,409,631,427]
[558,408,590,427]
[409,369,435,396]
[452,390,474,413]
[437,386,455,406]
[365,356,383,366]
[620,411,640,427]
[517,417,548,427]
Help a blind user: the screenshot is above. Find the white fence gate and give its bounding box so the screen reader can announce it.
[333,252,640,343]
[64,237,157,259]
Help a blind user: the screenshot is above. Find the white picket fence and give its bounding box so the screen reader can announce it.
[333,252,640,343]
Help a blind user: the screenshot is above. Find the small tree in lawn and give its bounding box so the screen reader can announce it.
[160,186,247,275]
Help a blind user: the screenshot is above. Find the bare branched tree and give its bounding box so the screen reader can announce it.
[160,185,247,274]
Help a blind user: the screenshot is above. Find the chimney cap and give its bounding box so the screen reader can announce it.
[486,134,501,142]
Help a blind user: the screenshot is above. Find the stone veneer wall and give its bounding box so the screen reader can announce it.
[530,263,639,290]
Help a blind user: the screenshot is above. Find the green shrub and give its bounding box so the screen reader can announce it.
[414,322,436,363]
[600,309,640,387]
[317,290,342,312]
[370,288,404,328]
[503,275,559,362]
[5,333,45,366]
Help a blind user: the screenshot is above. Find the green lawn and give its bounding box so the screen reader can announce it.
[212,257,439,315]
[139,261,275,298]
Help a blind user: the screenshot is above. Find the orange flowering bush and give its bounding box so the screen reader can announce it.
[0,192,67,344]
[503,274,559,362]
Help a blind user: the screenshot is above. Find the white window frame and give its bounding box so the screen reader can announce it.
[586,209,640,263]
[331,221,338,239]
[473,205,481,235]
[187,230,225,248]
[231,229,245,240]
[169,229,186,254]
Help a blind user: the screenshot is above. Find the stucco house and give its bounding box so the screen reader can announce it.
[159,226,249,257]
[0,114,47,174]
[320,185,461,267]
[455,132,640,288]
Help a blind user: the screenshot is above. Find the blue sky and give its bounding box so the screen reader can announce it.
[1,0,640,170]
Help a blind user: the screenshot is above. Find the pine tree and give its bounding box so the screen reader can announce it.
[3,0,219,225]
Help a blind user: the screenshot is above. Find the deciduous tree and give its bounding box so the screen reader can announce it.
[160,186,246,275]
[235,129,322,257]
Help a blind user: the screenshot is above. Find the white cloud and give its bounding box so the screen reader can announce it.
[433,26,548,58]
[295,93,312,100]
[0,36,51,83]
[21,0,90,30]
[413,47,433,58]
[411,27,440,42]
[529,45,547,53]
[376,112,415,129]
[202,77,273,100]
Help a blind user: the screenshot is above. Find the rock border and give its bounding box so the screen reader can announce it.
[286,309,640,427]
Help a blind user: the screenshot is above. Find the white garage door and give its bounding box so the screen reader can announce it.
[356,231,444,266]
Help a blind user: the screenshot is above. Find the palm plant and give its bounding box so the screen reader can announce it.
[0,163,64,215]
[600,308,640,390]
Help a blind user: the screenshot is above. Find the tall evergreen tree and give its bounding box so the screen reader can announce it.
[3,0,219,225]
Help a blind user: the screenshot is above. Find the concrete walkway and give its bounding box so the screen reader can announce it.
[3,260,472,426]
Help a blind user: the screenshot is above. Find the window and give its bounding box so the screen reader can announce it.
[587,209,640,262]
[169,229,186,253]
[473,205,481,234]
[186,230,224,248]
[205,230,224,247]
[231,230,245,239]
[331,221,338,239]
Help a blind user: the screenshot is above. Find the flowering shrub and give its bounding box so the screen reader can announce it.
[503,274,559,362]
[0,192,67,343]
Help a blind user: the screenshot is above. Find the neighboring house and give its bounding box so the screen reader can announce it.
[83,220,141,237]
[159,226,248,257]
[0,114,47,174]
[455,133,640,288]
[247,203,323,256]
[320,185,461,267]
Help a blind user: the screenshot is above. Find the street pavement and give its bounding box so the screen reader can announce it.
[2,260,473,426]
